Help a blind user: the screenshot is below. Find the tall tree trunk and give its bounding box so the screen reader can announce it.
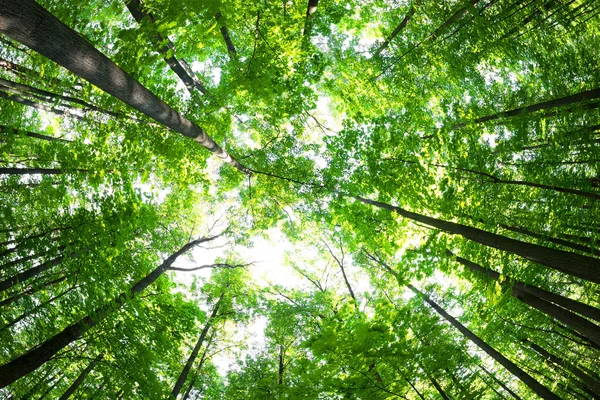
[124,0,209,95]
[500,224,598,255]
[405,377,426,400]
[374,6,415,56]
[0,0,249,174]
[355,196,600,284]
[215,12,237,60]
[512,287,600,348]
[182,332,215,400]
[171,292,224,398]
[58,353,104,400]
[303,0,319,36]
[448,252,600,323]
[0,253,66,292]
[0,235,215,388]
[478,364,523,400]
[428,373,452,400]
[407,284,560,399]
[0,275,68,308]
[523,339,600,395]
[470,88,600,125]
[0,125,71,143]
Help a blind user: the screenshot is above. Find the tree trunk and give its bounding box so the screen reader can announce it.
[171,292,224,398]
[303,0,319,36]
[58,353,104,400]
[471,88,600,125]
[500,224,598,255]
[524,338,600,395]
[448,252,600,323]
[479,364,523,400]
[0,254,66,292]
[355,196,600,284]
[512,287,600,348]
[428,373,452,400]
[124,0,209,95]
[0,125,71,143]
[0,0,249,174]
[182,332,215,400]
[407,284,560,399]
[0,236,213,388]
[215,12,237,60]
[0,275,67,308]
[405,377,426,400]
[374,6,415,56]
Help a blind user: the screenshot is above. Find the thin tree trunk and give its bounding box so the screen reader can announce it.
[468,88,600,126]
[182,331,215,400]
[0,254,66,292]
[124,0,209,95]
[524,339,600,394]
[58,353,104,400]
[278,345,285,385]
[374,6,415,56]
[407,284,560,399]
[479,365,523,400]
[448,252,600,323]
[405,377,426,400]
[500,224,598,255]
[355,196,600,284]
[0,275,67,308]
[0,0,249,174]
[512,287,600,348]
[428,373,452,400]
[0,225,70,259]
[0,235,216,387]
[0,125,71,143]
[303,0,319,36]
[215,12,237,60]
[172,293,224,398]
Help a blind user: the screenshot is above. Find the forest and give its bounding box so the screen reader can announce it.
[0,0,599,398]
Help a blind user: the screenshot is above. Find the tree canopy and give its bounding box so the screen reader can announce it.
[0,0,599,398]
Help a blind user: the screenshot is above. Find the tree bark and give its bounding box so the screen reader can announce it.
[448,252,600,323]
[0,125,71,143]
[374,6,415,56]
[0,253,66,292]
[124,0,209,95]
[479,364,523,400]
[470,88,600,125]
[408,284,560,399]
[428,373,451,400]
[172,292,224,398]
[58,353,104,400]
[523,338,600,395]
[303,0,319,36]
[512,287,600,348]
[500,224,598,255]
[0,0,249,174]
[215,12,237,60]
[355,196,600,284]
[0,235,215,388]
[182,332,215,400]
[0,275,67,308]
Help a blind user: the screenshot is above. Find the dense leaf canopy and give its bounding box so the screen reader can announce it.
[0,0,599,398]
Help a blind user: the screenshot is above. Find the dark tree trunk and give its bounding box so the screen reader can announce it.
[0,275,67,308]
[479,364,523,400]
[215,12,237,60]
[500,224,598,255]
[303,0,319,36]
[407,284,560,399]
[524,339,600,395]
[172,292,224,398]
[471,88,600,125]
[0,0,249,174]
[405,377,426,400]
[0,236,212,388]
[355,196,600,284]
[182,332,215,400]
[428,374,451,400]
[58,353,104,400]
[374,6,415,56]
[448,252,600,323]
[278,345,285,385]
[0,125,71,143]
[512,287,600,348]
[124,0,209,94]
[0,254,66,292]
